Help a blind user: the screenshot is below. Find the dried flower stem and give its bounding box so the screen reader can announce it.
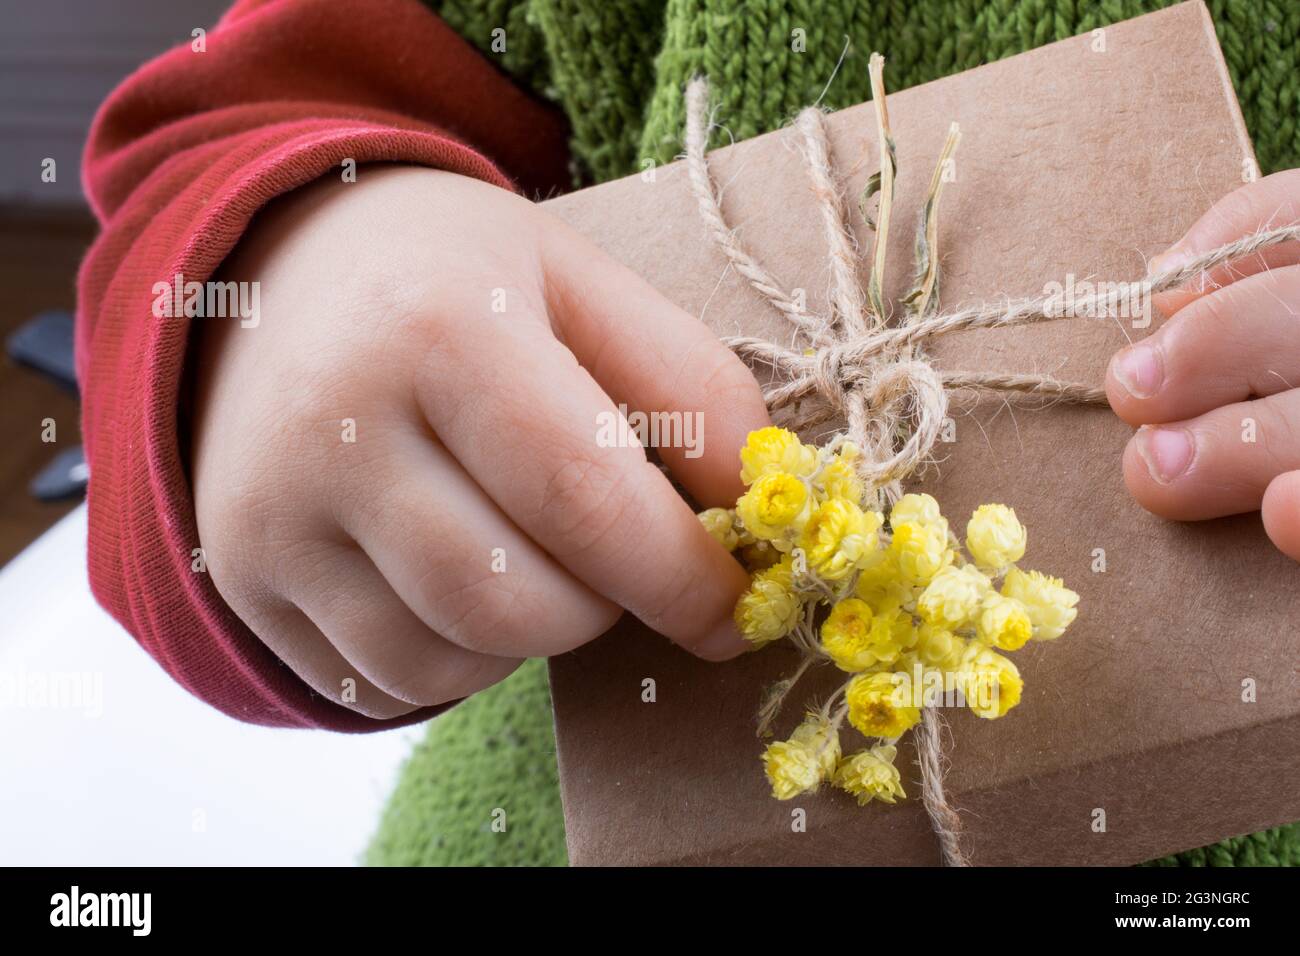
[757,655,816,737]
[865,53,897,327]
[905,122,962,321]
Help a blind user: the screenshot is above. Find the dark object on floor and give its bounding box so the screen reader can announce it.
[0,210,92,568]
[29,446,88,501]
[6,309,78,392]
[7,308,86,501]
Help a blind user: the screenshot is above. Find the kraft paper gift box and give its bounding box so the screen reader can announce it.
[542,0,1300,866]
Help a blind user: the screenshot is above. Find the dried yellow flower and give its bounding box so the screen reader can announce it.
[799,498,883,581]
[734,558,802,647]
[846,671,921,738]
[740,426,818,485]
[697,507,740,551]
[966,503,1027,569]
[957,644,1024,719]
[890,492,947,532]
[975,594,1034,651]
[1001,567,1079,641]
[736,472,809,542]
[703,429,1079,810]
[834,745,906,805]
[762,713,840,799]
[890,519,953,585]
[915,622,967,672]
[820,598,912,672]
[916,564,991,630]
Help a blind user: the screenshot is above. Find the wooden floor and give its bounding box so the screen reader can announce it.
[0,207,96,568]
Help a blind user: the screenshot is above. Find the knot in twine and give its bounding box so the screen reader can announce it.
[683,55,1300,866]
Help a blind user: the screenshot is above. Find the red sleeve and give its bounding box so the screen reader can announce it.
[75,0,571,729]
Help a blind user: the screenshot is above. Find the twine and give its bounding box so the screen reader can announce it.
[684,71,1300,867]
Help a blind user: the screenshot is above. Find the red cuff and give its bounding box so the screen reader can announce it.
[75,0,571,729]
[81,125,512,729]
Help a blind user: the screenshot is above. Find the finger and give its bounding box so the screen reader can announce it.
[288,539,521,706]
[246,599,419,720]
[416,319,752,660]
[1150,169,1300,317]
[1262,471,1300,562]
[1122,389,1300,521]
[339,429,621,658]
[542,222,771,506]
[1107,265,1300,426]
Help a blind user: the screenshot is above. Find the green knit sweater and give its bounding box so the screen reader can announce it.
[365,0,1300,867]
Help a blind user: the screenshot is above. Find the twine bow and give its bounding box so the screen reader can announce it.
[683,54,1300,866]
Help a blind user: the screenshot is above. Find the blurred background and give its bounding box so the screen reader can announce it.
[0,0,229,563]
[0,0,418,867]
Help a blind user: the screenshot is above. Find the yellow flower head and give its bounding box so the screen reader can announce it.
[821,598,874,671]
[734,559,802,647]
[958,644,1024,719]
[890,493,947,533]
[736,472,810,542]
[852,547,900,601]
[820,598,912,672]
[915,622,967,672]
[740,427,818,486]
[874,600,919,652]
[890,520,953,586]
[762,713,840,800]
[916,564,991,630]
[724,430,1078,808]
[697,507,740,551]
[846,671,921,739]
[816,442,865,504]
[799,498,884,582]
[966,503,1027,569]
[975,594,1034,651]
[834,745,906,805]
[1001,568,1079,641]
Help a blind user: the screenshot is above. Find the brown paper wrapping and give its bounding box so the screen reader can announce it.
[542,0,1300,865]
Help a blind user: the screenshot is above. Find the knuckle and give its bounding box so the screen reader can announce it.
[334,457,416,546]
[1176,285,1226,340]
[1247,398,1300,474]
[636,560,701,637]
[1213,186,1259,231]
[425,566,532,654]
[198,457,328,605]
[1164,299,1224,382]
[406,308,460,371]
[536,448,640,561]
[696,345,762,408]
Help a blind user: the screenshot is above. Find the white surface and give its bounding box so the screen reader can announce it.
[0,505,419,865]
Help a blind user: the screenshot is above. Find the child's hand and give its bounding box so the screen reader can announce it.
[191,167,769,718]
[1106,169,1300,561]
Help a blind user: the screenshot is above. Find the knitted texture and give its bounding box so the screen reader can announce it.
[1146,825,1300,867]
[372,0,1300,866]
[431,0,1300,182]
[364,659,567,866]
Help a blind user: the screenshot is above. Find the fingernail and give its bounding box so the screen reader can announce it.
[697,618,747,661]
[1137,426,1194,484]
[1113,343,1163,399]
